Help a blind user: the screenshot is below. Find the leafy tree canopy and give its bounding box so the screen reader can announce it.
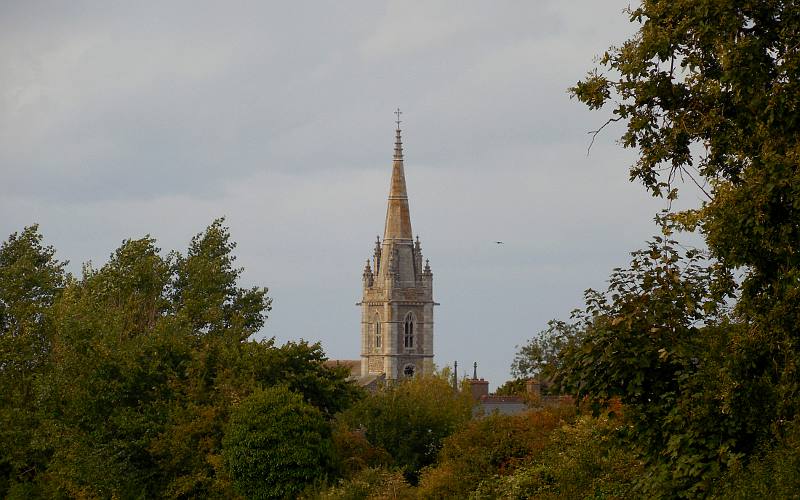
[510,319,582,392]
[0,226,67,496]
[223,385,334,499]
[0,221,359,499]
[339,375,472,483]
[565,1,800,493]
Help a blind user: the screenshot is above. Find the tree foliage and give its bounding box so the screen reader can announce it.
[417,406,577,498]
[0,226,66,496]
[223,385,333,499]
[510,319,582,391]
[339,375,472,482]
[0,221,358,499]
[172,219,268,339]
[566,1,800,494]
[558,232,744,494]
[469,413,641,500]
[571,0,800,304]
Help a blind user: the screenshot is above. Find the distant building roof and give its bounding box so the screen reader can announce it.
[325,360,385,390]
[475,395,529,416]
[325,359,361,377]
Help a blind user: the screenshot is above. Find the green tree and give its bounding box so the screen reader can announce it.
[559,233,740,494]
[0,221,361,498]
[0,226,66,496]
[494,378,527,397]
[510,319,582,393]
[223,385,334,499]
[41,236,177,497]
[172,218,270,340]
[20,221,357,498]
[568,0,800,494]
[339,375,472,483]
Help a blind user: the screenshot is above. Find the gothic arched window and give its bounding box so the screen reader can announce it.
[374,315,382,350]
[404,313,415,348]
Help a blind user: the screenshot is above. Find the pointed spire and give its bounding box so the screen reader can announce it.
[394,109,403,160]
[384,109,413,241]
[373,235,382,274]
[363,259,374,287]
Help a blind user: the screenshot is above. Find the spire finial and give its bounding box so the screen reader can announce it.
[393,108,403,161]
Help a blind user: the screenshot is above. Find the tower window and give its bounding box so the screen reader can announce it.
[404,313,414,348]
[403,364,415,377]
[374,316,381,350]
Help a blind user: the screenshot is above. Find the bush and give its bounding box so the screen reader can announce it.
[339,375,472,482]
[330,424,391,479]
[473,414,641,499]
[709,418,800,499]
[417,406,576,498]
[223,386,333,499]
[313,467,415,500]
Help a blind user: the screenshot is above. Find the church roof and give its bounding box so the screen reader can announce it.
[324,359,361,377]
[383,120,413,242]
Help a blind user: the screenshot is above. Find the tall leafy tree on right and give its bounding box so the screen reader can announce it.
[563,1,800,496]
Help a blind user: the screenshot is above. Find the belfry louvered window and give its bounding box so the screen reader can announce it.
[404,313,414,348]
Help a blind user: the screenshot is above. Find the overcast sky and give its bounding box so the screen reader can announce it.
[1,2,700,388]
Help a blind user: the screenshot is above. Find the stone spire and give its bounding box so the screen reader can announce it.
[358,111,436,381]
[383,110,413,242]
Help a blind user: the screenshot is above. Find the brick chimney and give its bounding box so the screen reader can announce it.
[468,378,489,401]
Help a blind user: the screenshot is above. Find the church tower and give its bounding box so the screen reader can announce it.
[358,112,436,380]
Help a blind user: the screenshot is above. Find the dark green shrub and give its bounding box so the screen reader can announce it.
[223,386,333,499]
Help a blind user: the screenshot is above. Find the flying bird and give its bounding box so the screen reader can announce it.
[495,241,504,245]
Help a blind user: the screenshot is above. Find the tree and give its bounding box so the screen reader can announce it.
[172,218,270,340]
[16,221,357,498]
[568,1,800,494]
[571,0,800,407]
[0,225,67,338]
[494,378,527,397]
[41,236,177,497]
[510,319,582,392]
[0,226,66,496]
[222,385,334,499]
[558,232,743,494]
[340,375,473,482]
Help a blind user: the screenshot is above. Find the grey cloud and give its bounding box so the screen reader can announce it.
[2,1,677,387]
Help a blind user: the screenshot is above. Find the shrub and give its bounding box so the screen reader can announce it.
[222,386,333,499]
[417,406,576,498]
[314,467,415,500]
[709,418,800,499]
[473,414,641,499]
[340,375,472,482]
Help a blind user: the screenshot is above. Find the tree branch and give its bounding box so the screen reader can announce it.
[586,116,622,155]
[679,165,712,201]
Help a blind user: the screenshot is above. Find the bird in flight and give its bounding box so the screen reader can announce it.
[495,241,504,245]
